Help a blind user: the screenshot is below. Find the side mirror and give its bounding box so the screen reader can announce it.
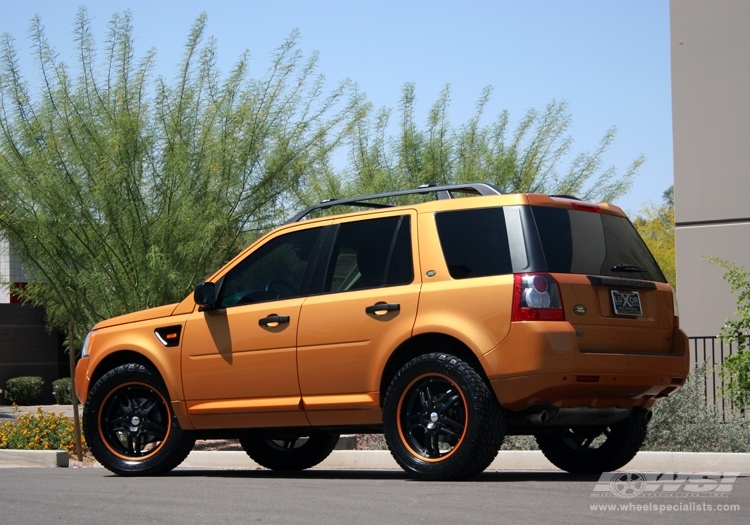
[194,282,217,309]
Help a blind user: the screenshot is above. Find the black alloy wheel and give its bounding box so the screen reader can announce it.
[98,382,170,459]
[397,374,467,461]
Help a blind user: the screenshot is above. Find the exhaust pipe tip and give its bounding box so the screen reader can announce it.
[528,410,549,425]
[634,407,653,423]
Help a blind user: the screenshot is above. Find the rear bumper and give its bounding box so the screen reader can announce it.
[479,321,690,411]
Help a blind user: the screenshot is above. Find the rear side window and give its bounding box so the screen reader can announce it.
[531,206,666,282]
[435,208,513,279]
[324,215,413,292]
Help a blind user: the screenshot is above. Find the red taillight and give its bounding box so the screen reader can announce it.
[571,202,601,213]
[531,275,548,293]
[512,273,565,322]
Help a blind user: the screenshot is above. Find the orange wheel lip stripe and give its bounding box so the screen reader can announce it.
[396,373,468,463]
[98,381,172,462]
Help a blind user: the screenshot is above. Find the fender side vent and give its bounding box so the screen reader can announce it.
[154,325,182,347]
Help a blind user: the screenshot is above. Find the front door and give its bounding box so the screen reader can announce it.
[181,225,326,429]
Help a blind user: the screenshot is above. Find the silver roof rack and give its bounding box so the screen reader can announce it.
[285,182,502,223]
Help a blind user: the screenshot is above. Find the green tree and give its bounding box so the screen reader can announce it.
[633,186,676,286]
[298,84,643,205]
[0,10,363,335]
[0,9,644,339]
[705,257,750,407]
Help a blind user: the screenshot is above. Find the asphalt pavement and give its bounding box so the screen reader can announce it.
[1,468,747,525]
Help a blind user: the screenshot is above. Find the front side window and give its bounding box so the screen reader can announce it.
[324,215,413,293]
[217,227,323,307]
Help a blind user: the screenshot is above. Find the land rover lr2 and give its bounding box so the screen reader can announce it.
[75,183,689,480]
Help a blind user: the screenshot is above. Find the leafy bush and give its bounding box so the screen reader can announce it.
[4,376,44,405]
[0,407,86,455]
[705,257,750,407]
[643,365,750,452]
[52,378,73,404]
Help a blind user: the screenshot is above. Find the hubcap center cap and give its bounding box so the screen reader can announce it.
[429,412,439,423]
[130,416,140,426]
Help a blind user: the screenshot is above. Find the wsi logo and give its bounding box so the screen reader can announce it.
[592,471,740,499]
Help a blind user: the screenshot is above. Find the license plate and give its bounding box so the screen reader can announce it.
[611,290,642,316]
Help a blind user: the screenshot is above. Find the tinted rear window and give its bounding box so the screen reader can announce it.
[324,215,413,292]
[531,206,666,282]
[435,208,513,279]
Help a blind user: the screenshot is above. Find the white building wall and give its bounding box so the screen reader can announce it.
[0,235,9,303]
[671,0,750,337]
[0,234,28,303]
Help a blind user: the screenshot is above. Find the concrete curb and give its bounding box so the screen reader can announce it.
[180,450,750,473]
[624,451,750,473]
[3,449,750,473]
[0,450,68,468]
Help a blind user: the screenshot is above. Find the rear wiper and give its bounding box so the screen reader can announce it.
[611,263,647,273]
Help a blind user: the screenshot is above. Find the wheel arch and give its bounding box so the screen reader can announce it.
[88,350,164,398]
[379,332,491,406]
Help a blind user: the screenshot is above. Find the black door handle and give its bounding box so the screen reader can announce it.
[365,303,400,314]
[258,314,290,326]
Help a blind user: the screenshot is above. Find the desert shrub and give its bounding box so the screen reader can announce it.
[501,435,540,450]
[4,376,44,405]
[643,365,750,452]
[356,434,389,450]
[0,407,86,455]
[52,378,73,404]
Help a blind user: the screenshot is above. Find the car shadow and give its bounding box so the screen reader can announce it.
[146,469,607,483]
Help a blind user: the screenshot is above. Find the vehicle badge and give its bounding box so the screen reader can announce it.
[573,304,587,315]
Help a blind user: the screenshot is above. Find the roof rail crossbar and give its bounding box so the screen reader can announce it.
[286,182,502,223]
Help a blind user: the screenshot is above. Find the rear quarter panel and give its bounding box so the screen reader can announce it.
[413,210,513,355]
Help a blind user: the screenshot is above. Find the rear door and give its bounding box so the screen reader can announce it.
[296,211,420,425]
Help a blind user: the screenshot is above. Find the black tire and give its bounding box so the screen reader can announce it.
[83,363,195,476]
[535,409,650,474]
[239,433,340,471]
[383,353,506,481]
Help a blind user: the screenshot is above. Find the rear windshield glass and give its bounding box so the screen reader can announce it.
[531,206,666,282]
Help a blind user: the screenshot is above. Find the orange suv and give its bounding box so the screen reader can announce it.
[75,183,689,480]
